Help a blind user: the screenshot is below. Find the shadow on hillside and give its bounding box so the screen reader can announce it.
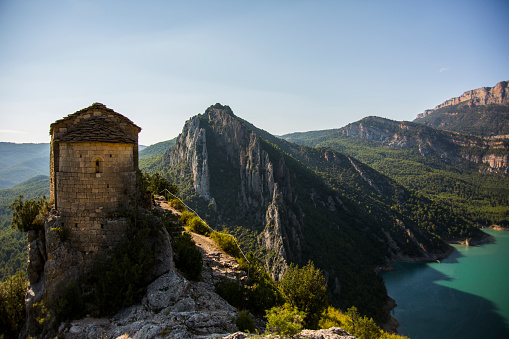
[384,253,509,339]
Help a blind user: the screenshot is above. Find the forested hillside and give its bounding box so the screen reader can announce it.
[0,175,49,279]
[414,104,509,137]
[280,119,509,227]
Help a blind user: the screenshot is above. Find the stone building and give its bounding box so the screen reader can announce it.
[49,102,141,260]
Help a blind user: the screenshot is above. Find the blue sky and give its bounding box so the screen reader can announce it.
[1,0,508,146]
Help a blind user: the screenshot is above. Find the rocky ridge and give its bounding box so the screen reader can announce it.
[416,80,509,119]
[338,116,509,171]
[165,104,303,280]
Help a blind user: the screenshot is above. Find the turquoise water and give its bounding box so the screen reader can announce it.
[382,230,509,339]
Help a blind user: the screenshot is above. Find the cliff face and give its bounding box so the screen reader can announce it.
[417,81,509,119]
[162,104,481,322]
[339,116,509,172]
[166,104,302,279]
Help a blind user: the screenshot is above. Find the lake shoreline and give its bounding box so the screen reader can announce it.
[383,229,509,338]
[381,229,496,334]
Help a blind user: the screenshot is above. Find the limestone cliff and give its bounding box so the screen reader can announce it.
[339,116,509,172]
[416,80,509,119]
[165,104,302,279]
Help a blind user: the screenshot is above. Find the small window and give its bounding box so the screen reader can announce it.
[94,158,103,173]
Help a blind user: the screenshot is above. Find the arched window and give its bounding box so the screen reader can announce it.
[94,157,103,173]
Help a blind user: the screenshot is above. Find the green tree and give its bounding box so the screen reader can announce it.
[279,261,328,329]
[144,172,179,197]
[344,306,382,339]
[9,195,48,232]
[0,271,27,337]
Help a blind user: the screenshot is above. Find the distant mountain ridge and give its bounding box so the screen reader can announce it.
[0,142,50,189]
[414,81,509,137]
[416,80,509,119]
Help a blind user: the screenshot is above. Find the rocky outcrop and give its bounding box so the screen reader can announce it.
[223,327,356,339]
[166,104,304,280]
[169,116,212,201]
[59,270,239,339]
[23,209,175,338]
[416,80,509,119]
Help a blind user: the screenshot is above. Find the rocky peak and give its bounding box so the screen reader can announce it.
[166,104,304,279]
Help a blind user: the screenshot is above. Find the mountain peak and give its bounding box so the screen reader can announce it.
[205,103,235,116]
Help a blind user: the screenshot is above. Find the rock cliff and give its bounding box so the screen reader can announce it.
[339,116,509,171]
[160,103,478,323]
[165,104,301,279]
[416,80,509,119]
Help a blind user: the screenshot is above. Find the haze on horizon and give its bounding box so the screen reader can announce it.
[0,0,508,146]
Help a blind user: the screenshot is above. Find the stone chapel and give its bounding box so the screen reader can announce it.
[49,103,141,260]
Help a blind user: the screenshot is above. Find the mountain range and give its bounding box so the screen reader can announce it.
[1,81,507,326]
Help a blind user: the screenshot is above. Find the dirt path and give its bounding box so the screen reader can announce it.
[154,195,247,287]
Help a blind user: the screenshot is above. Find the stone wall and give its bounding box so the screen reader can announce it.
[51,142,136,260]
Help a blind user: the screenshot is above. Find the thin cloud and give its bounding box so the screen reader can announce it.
[439,67,450,72]
[0,129,26,134]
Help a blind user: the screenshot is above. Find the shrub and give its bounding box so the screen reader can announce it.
[265,303,305,337]
[173,232,202,280]
[187,216,210,236]
[236,310,255,333]
[90,209,159,315]
[51,281,84,323]
[211,231,240,257]
[343,306,382,339]
[215,280,246,308]
[0,271,27,337]
[180,210,194,225]
[9,195,48,232]
[51,227,70,242]
[319,306,348,329]
[279,261,328,329]
[169,199,186,212]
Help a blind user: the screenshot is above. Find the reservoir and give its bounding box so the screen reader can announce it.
[382,229,509,339]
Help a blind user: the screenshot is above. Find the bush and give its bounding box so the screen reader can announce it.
[89,209,160,315]
[187,216,210,236]
[319,306,348,329]
[180,210,194,225]
[211,231,240,257]
[173,232,202,280]
[169,199,186,212]
[236,310,255,333]
[0,271,27,337]
[343,306,382,339]
[51,227,70,242]
[51,281,84,323]
[265,303,305,337]
[9,195,48,232]
[279,261,328,329]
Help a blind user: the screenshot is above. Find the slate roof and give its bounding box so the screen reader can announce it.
[50,103,141,144]
[57,115,137,143]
